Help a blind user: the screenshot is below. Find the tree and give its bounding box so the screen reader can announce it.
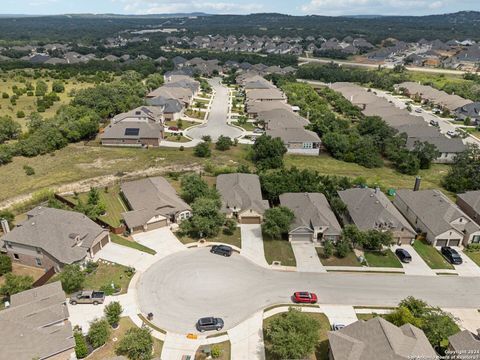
[104,301,123,327]
[335,240,351,258]
[412,141,440,169]
[262,207,294,239]
[194,142,211,158]
[385,306,423,328]
[145,73,164,91]
[74,331,88,359]
[266,308,320,359]
[59,264,85,293]
[0,273,34,297]
[116,327,153,360]
[87,318,111,349]
[180,173,213,204]
[52,81,65,93]
[35,80,48,97]
[0,116,21,144]
[252,135,287,170]
[223,218,237,235]
[0,255,12,276]
[361,230,394,251]
[180,197,225,238]
[215,135,233,151]
[443,144,480,193]
[27,112,43,132]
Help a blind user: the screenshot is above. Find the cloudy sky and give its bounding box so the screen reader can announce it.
[2,0,479,16]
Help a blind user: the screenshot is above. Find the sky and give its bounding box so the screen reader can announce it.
[2,0,480,16]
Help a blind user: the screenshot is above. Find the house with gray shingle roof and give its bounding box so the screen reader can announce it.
[448,330,480,359]
[1,207,110,271]
[328,317,437,360]
[394,189,480,247]
[121,177,191,233]
[0,281,75,360]
[216,173,269,224]
[338,188,417,245]
[266,127,321,156]
[279,192,342,243]
[457,190,480,225]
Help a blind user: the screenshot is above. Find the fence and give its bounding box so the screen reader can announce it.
[33,267,56,287]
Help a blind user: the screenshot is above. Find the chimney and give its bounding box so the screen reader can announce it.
[414,176,421,192]
[0,219,10,234]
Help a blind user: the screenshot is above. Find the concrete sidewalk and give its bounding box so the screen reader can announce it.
[161,332,201,360]
[291,242,326,272]
[228,311,266,360]
[240,224,269,267]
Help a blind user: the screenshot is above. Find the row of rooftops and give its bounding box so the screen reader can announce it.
[330,82,466,154]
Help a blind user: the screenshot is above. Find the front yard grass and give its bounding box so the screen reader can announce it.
[412,239,454,269]
[364,250,402,268]
[263,236,296,267]
[178,227,242,249]
[165,119,198,129]
[195,341,231,360]
[231,121,256,131]
[110,233,157,255]
[163,133,192,142]
[263,311,330,360]
[316,248,362,267]
[83,262,134,295]
[185,109,206,119]
[87,317,163,360]
[463,250,480,267]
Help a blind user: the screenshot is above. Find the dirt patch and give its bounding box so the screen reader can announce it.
[0,263,46,286]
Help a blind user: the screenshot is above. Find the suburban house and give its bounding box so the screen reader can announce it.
[1,207,110,272]
[279,192,342,243]
[266,127,321,155]
[394,189,480,247]
[245,100,292,118]
[216,173,269,224]
[455,102,480,124]
[0,282,75,360]
[448,330,480,359]
[245,88,286,103]
[146,96,184,121]
[457,190,480,225]
[328,317,437,360]
[147,76,200,106]
[257,108,310,130]
[338,188,417,245]
[120,177,192,233]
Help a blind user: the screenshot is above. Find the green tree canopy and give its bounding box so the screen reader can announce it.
[443,144,480,193]
[0,273,34,297]
[87,318,111,349]
[59,264,85,293]
[115,327,153,360]
[262,206,294,239]
[252,135,287,170]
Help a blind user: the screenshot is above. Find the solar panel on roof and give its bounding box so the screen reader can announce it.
[125,128,140,136]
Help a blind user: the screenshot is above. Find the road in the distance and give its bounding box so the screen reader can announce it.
[185,77,243,141]
[137,248,480,334]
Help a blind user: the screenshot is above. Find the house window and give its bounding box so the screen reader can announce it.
[472,235,480,244]
[35,258,42,266]
[303,142,313,149]
[36,248,42,254]
[13,253,19,260]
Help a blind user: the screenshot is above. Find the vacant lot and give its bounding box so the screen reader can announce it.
[263,311,330,360]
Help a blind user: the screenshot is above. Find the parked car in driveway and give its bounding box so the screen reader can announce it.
[446,130,457,138]
[69,290,105,305]
[292,292,318,304]
[253,128,265,134]
[395,248,412,263]
[332,323,345,331]
[415,108,422,113]
[441,246,463,265]
[210,244,232,257]
[196,317,224,332]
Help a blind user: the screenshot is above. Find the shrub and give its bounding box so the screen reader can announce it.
[0,255,12,276]
[74,331,88,359]
[84,260,98,274]
[104,301,123,327]
[466,243,480,252]
[59,264,85,293]
[215,135,233,151]
[201,135,212,142]
[194,142,211,158]
[115,327,153,360]
[323,240,334,258]
[223,218,237,235]
[0,273,34,297]
[23,165,35,176]
[211,344,221,358]
[100,283,120,296]
[335,240,351,258]
[87,318,111,348]
[16,110,25,119]
[1,92,8,99]
[179,145,185,151]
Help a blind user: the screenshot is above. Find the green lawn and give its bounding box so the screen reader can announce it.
[163,133,192,142]
[263,237,296,267]
[83,262,134,295]
[412,239,454,269]
[463,250,480,267]
[195,341,231,360]
[179,227,242,248]
[110,233,157,255]
[364,250,402,268]
[231,121,256,131]
[263,312,330,360]
[165,120,198,129]
[185,109,206,119]
[317,248,361,267]
[356,313,383,321]
[285,154,451,196]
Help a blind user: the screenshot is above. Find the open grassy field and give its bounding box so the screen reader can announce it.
[0,75,93,128]
[364,250,403,268]
[412,239,454,269]
[87,317,163,360]
[263,311,330,360]
[285,154,450,195]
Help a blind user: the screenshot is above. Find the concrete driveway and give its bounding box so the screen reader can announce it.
[137,248,480,334]
[185,78,243,141]
[321,305,358,327]
[392,245,435,276]
[132,227,186,257]
[240,224,268,267]
[94,242,154,271]
[291,242,325,272]
[453,249,480,277]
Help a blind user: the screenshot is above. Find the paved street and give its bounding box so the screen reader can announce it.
[137,248,480,334]
[291,242,326,272]
[185,78,243,141]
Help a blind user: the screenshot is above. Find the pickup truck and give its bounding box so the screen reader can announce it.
[69,290,105,305]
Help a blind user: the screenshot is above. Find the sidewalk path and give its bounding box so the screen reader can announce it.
[228,311,266,360]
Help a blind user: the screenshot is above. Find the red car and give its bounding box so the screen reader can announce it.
[293,292,318,304]
[168,126,180,131]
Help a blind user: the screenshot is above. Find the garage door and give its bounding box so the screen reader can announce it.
[448,239,460,247]
[91,242,102,256]
[436,239,448,247]
[291,233,313,242]
[101,235,109,247]
[146,219,167,231]
[240,216,261,224]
